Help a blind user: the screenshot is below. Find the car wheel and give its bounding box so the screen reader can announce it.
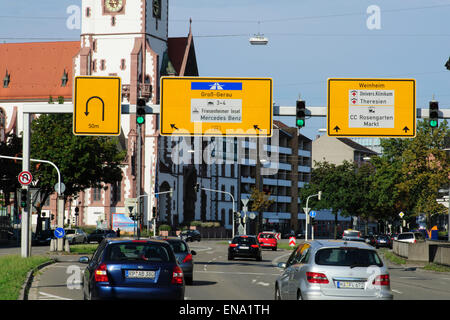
[256,254,262,261]
[228,254,233,260]
[185,276,193,285]
[275,286,282,300]
[272,247,277,251]
[297,290,303,300]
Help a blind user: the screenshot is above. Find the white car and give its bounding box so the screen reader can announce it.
[396,232,425,244]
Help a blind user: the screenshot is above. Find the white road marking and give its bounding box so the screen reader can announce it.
[39,291,72,300]
[197,270,280,276]
[392,289,402,294]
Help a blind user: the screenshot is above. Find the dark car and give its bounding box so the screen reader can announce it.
[79,238,184,300]
[282,230,304,239]
[375,235,392,249]
[158,237,197,285]
[87,229,116,243]
[228,235,262,261]
[32,229,55,246]
[179,230,201,242]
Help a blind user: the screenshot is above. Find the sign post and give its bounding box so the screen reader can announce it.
[73,76,122,136]
[160,77,273,137]
[327,78,416,137]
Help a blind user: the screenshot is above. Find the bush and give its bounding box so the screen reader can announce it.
[158,224,171,231]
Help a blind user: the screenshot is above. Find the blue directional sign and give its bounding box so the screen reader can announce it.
[54,227,65,239]
[309,210,317,218]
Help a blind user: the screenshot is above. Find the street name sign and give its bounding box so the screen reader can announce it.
[160,77,273,137]
[73,76,122,136]
[327,78,416,137]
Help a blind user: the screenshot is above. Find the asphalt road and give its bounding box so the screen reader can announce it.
[9,240,450,300]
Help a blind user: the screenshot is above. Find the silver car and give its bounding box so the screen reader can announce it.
[275,240,393,300]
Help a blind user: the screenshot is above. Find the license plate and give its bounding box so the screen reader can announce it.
[336,281,365,289]
[239,246,249,249]
[125,270,155,279]
[379,240,386,243]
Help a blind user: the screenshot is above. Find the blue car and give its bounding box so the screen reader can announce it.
[79,238,184,300]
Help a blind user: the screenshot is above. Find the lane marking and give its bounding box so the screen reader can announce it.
[39,291,72,300]
[197,270,280,276]
[392,289,402,294]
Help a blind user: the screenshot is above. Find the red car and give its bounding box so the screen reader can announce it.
[257,232,278,251]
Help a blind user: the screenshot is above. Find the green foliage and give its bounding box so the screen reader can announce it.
[249,187,274,212]
[158,224,172,231]
[0,255,52,300]
[0,133,22,194]
[30,113,126,202]
[302,119,449,232]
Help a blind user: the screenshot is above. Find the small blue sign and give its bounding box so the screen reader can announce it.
[309,210,317,218]
[54,227,65,239]
[191,82,242,91]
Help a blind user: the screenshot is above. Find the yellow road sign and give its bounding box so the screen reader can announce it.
[160,77,273,137]
[327,78,416,137]
[73,76,121,136]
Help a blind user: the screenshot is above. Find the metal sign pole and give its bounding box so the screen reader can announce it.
[21,113,31,258]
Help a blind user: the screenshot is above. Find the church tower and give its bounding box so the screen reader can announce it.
[73,0,168,226]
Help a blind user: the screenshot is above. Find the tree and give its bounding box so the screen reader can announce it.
[300,161,362,239]
[394,120,449,228]
[29,114,126,233]
[0,133,22,217]
[249,187,274,234]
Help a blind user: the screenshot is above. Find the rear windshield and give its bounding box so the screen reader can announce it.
[259,234,275,239]
[166,240,188,253]
[105,243,174,263]
[65,230,75,235]
[398,233,413,240]
[232,237,257,245]
[344,231,360,237]
[315,248,383,267]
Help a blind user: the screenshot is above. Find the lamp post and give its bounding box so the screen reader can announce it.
[201,187,236,238]
[304,191,322,241]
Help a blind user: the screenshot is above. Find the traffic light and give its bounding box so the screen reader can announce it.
[296,100,306,128]
[429,100,439,128]
[136,98,146,125]
[20,189,27,208]
[74,207,79,216]
[152,206,157,219]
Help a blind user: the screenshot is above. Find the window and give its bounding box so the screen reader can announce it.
[120,59,126,70]
[86,7,91,17]
[221,185,225,201]
[315,248,383,267]
[93,188,102,202]
[100,60,106,71]
[111,182,121,203]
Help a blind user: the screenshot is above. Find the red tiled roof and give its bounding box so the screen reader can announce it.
[0,41,80,101]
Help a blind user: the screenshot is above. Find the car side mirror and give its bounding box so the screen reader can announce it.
[79,256,89,264]
[191,250,197,256]
[277,262,287,269]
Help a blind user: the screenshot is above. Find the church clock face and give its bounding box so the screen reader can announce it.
[105,0,124,13]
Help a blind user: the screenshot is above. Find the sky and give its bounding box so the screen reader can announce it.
[1,0,449,140]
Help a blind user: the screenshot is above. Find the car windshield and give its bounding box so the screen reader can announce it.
[105,243,174,262]
[167,240,188,253]
[398,233,413,239]
[260,234,275,239]
[232,237,257,245]
[315,248,383,267]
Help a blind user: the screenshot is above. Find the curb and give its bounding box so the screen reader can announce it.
[19,259,56,300]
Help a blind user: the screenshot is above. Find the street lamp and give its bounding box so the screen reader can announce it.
[304,191,322,241]
[201,186,236,238]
